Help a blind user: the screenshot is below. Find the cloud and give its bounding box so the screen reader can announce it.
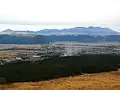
[0,0,120,30]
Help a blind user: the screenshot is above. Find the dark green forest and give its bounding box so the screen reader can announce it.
[0,54,120,84]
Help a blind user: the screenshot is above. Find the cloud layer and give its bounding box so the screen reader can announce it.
[0,0,120,31]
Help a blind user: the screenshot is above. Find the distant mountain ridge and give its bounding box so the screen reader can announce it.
[0,27,120,44]
[1,29,35,35]
[0,27,119,35]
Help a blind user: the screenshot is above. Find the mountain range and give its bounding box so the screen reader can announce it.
[0,27,120,44]
[0,27,119,35]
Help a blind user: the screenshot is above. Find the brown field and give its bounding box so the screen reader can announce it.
[0,71,120,90]
[0,50,38,59]
[0,44,41,59]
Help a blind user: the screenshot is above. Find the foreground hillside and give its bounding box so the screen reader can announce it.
[0,71,120,90]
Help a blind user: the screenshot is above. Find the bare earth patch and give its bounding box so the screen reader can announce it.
[0,71,120,90]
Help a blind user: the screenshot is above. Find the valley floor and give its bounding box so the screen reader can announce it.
[0,71,120,90]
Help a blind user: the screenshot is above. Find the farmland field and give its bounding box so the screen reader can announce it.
[1,42,120,61]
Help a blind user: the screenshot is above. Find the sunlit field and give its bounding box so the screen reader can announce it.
[0,71,120,90]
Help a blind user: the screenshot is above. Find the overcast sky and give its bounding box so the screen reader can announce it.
[0,0,120,31]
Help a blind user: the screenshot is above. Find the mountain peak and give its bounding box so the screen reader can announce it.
[3,29,14,32]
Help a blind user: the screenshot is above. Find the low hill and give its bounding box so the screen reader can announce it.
[1,35,120,44]
[0,55,120,83]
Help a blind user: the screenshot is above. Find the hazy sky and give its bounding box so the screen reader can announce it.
[0,0,120,31]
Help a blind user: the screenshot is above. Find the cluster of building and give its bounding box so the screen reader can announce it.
[1,43,120,65]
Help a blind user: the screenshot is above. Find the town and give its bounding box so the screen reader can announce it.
[1,42,120,65]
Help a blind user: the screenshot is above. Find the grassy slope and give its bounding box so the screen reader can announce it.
[0,71,120,90]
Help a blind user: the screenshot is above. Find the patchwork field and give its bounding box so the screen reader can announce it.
[1,42,120,61]
[0,71,120,90]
